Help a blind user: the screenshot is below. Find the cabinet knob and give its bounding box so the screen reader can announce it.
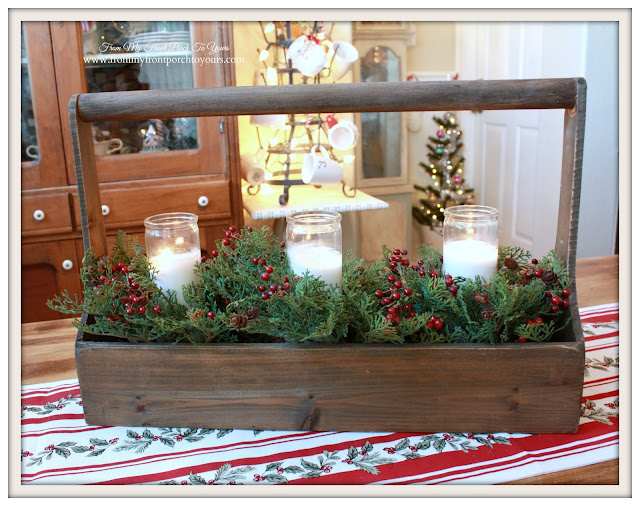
[102,205,110,216]
[62,259,74,271]
[198,196,209,207]
[33,209,45,221]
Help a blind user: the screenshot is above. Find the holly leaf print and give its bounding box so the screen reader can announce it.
[433,438,447,453]
[71,446,91,453]
[402,452,422,459]
[265,474,288,484]
[492,436,511,445]
[416,440,431,450]
[217,429,233,438]
[160,480,179,485]
[474,436,493,448]
[159,437,175,447]
[300,458,321,471]
[253,430,264,436]
[348,446,358,460]
[90,438,109,446]
[302,471,323,479]
[57,442,76,447]
[395,438,410,451]
[197,429,216,436]
[183,428,198,438]
[142,429,155,439]
[54,447,71,458]
[362,441,374,453]
[88,448,106,457]
[126,430,140,439]
[266,462,284,472]
[283,466,304,474]
[189,472,207,485]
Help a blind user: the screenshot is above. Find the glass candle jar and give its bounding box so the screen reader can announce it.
[443,205,499,282]
[285,210,342,290]
[144,212,201,306]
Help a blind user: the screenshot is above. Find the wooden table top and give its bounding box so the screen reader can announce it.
[20,254,619,485]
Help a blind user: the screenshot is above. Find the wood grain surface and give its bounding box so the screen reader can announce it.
[76,79,579,122]
[20,255,620,484]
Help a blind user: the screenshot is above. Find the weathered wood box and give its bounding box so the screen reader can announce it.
[72,78,587,434]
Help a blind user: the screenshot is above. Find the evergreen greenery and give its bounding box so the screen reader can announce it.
[47,227,573,346]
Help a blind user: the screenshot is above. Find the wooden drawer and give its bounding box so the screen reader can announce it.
[72,178,232,231]
[22,192,73,237]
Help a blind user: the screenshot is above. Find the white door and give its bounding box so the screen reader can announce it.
[456,22,618,259]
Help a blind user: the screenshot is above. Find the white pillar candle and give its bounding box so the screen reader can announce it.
[443,238,498,281]
[148,249,201,306]
[287,243,343,290]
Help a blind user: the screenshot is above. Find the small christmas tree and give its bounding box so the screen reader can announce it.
[412,112,475,229]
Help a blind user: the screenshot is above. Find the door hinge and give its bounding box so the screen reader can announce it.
[219,118,224,134]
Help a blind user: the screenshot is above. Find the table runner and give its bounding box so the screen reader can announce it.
[20,303,619,485]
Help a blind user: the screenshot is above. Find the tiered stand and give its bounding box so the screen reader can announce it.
[71,78,586,433]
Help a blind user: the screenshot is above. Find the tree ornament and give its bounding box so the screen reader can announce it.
[437,129,445,138]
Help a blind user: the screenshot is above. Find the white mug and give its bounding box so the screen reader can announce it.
[25,144,39,160]
[329,41,359,81]
[287,36,327,77]
[326,115,359,151]
[302,145,343,184]
[94,138,123,156]
[286,35,310,60]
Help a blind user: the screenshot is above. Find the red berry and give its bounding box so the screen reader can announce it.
[534,269,543,278]
[212,250,219,257]
[551,295,561,306]
[389,261,398,269]
[265,265,274,273]
[525,272,533,279]
[401,249,408,256]
[260,272,271,281]
[449,285,458,295]
[228,226,236,233]
[283,282,291,290]
[387,275,396,283]
[417,259,424,266]
[382,297,392,305]
[221,238,231,246]
[126,307,134,316]
[258,285,266,292]
[252,257,259,265]
[391,292,401,301]
[139,295,147,304]
[551,305,559,313]
[562,299,571,308]
[403,287,413,296]
[562,288,571,297]
[531,258,538,264]
[518,336,527,342]
[153,306,161,314]
[137,306,146,314]
[261,259,267,266]
[131,281,139,289]
[430,270,438,278]
[393,280,403,289]
[261,293,270,300]
[283,276,289,282]
[201,256,206,263]
[434,319,444,329]
[445,278,454,287]
[401,258,410,266]
[534,317,544,324]
[207,311,215,319]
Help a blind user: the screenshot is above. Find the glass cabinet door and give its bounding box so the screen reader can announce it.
[21,26,39,163]
[80,21,198,156]
[21,22,68,190]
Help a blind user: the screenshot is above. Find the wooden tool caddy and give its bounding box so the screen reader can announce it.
[72,78,586,433]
